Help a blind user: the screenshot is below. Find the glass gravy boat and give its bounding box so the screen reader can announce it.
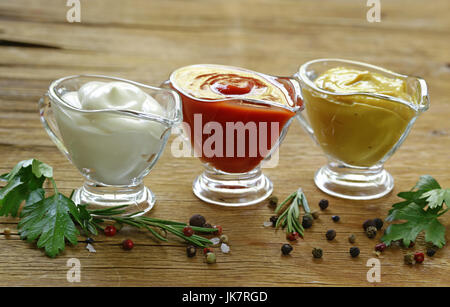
[39,75,182,215]
[296,59,429,200]
[166,64,303,206]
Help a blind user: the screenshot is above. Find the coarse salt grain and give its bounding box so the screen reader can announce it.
[210,237,221,246]
[86,243,96,253]
[263,221,273,227]
[221,243,230,254]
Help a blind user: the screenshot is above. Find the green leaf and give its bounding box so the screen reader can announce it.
[413,175,441,191]
[382,203,446,248]
[0,159,52,217]
[421,189,450,209]
[18,193,80,258]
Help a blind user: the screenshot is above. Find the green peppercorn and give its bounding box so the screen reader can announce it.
[186,245,196,258]
[206,252,216,264]
[365,226,377,239]
[363,219,376,230]
[281,243,293,255]
[326,229,336,240]
[312,248,323,259]
[348,234,356,244]
[268,196,278,208]
[3,227,11,235]
[404,253,415,265]
[350,247,360,258]
[220,234,229,244]
[113,222,123,232]
[311,211,320,219]
[373,218,384,230]
[302,215,313,229]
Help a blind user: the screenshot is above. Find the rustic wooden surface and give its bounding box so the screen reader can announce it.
[0,0,449,287]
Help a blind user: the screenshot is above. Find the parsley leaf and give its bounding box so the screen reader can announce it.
[382,175,448,248]
[0,159,52,217]
[18,192,80,258]
[382,203,446,248]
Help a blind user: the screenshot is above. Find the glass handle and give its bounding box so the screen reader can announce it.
[38,93,70,158]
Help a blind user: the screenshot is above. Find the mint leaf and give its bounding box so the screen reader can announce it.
[382,203,446,248]
[422,189,450,209]
[0,159,53,217]
[18,193,80,258]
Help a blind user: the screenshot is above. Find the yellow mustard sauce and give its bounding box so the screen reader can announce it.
[305,67,417,167]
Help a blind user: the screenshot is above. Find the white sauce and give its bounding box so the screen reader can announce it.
[53,81,168,185]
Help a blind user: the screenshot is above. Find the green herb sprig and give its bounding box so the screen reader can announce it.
[0,159,215,257]
[274,188,311,237]
[382,175,449,248]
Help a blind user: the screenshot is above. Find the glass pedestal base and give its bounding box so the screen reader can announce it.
[314,163,394,200]
[72,181,155,216]
[192,166,273,207]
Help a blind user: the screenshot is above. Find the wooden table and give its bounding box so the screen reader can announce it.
[0,0,449,287]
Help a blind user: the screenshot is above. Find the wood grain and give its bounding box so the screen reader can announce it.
[0,0,449,287]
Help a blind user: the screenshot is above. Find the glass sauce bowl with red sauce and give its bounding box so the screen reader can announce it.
[167,64,303,206]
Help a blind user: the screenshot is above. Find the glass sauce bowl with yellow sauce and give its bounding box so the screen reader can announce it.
[296,59,429,200]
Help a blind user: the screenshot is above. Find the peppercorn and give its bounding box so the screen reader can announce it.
[426,248,436,257]
[348,234,356,244]
[365,226,377,239]
[319,199,329,210]
[350,247,360,258]
[3,227,11,235]
[312,248,323,259]
[206,252,216,264]
[183,226,194,237]
[113,222,123,232]
[311,211,320,219]
[104,225,117,237]
[213,225,223,235]
[302,215,313,229]
[203,247,213,255]
[414,252,425,264]
[375,243,387,252]
[189,214,206,227]
[363,219,376,230]
[281,243,293,255]
[286,232,299,241]
[269,215,278,227]
[186,245,196,257]
[332,215,340,222]
[85,237,94,244]
[203,223,212,229]
[219,234,229,244]
[404,253,415,265]
[268,196,278,208]
[326,229,336,241]
[122,239,134,251]
[373,218,384,230]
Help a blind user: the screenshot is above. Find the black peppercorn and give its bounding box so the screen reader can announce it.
[426,248,436,257]
[85,237,94,244]
[268,196,278,208]
[269,215,278,227]
[366,226,377,239]
[332,215,340,222]
[312,248,323,259]
[348,234,356,243]
[373,218,384,230]
[363,219,376,230]
[189,214,206,227]
[281,243,293,255]
[326,229,336,240]
[350,247,360,258]
[186,245,197,257]
[319,199,329,210]
[302,215,313,229]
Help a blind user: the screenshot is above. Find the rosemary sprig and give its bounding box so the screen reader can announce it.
[78,205,216,248]
[274,188,310,237]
